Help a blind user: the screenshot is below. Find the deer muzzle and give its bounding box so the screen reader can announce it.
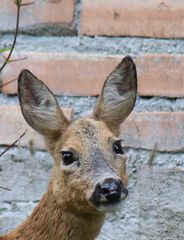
[90,178,128,209]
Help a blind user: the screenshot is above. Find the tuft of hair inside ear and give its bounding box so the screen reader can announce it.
[92,56,137,134]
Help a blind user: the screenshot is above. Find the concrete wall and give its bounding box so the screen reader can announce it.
[0,1,184,239]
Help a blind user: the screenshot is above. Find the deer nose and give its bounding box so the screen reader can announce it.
[90,178,128,206]
[99,178,128,203]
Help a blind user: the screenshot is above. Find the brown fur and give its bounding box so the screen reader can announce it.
[1,56,137,240]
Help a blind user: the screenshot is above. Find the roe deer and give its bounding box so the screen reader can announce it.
[0,56,137,240]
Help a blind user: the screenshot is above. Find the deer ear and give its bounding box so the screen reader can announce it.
[18,69,69,136]
[93,56,137,135]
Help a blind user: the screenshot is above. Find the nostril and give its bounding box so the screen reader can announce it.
[90,179,128,206]
[100,178,122,194]
[104,192,121,202]
[99,178,123,203]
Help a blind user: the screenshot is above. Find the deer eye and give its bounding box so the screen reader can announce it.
[62,151,77,165]
[113,140,124,154]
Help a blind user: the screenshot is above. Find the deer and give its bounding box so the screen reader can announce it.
[0,56,137,240]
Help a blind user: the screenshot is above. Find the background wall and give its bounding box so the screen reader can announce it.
[0,1,184,239]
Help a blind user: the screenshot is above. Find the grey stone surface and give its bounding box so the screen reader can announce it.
[0,94,184,117]
[1,147,184,239]
[1,32,184,239]
[0,147,52,202]
[19,24,76,36]
[1,34,184,55]
[0,201,37,235]
[99,165,184,240]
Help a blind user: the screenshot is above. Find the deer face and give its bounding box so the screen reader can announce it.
[18,56,137,214]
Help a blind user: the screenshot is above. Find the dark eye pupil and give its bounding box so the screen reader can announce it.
[113,140,124,154]
[62,152,75,165]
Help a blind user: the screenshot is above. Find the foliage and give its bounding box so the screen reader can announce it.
[0,1,33,191]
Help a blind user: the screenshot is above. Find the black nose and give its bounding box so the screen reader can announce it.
[100,178,124,202]
[90,178,128,206]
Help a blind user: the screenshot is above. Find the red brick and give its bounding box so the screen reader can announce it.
[0,105,72,150]
[120,112,184,152]
[0,52,122,96]
[80,0,184,38]
[137,54,184,98]
[0,0,74,31]
[1,52,184,98]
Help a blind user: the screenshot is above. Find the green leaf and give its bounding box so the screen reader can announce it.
[0,47,11,53]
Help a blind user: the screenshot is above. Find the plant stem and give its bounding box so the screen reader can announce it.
[0,186,11,191]
[0,131,27,158]
[0,3,21,72]
[0,77,17,89]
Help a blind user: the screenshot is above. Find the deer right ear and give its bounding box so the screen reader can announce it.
[93,56,137,135]
[18,69,69,137]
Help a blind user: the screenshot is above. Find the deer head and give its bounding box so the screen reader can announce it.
[18,56,137,215]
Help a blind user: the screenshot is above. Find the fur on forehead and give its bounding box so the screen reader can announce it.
[68,118,113,137]
[60,118,114,150]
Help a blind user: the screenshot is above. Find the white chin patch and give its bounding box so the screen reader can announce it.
[96,200,123,213]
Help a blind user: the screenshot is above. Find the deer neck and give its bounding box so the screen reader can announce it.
[15,189,105,240]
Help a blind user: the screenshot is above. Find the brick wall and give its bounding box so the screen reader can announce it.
[0,1,184,239]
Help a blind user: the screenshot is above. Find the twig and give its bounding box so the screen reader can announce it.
[0,186,11,191]
[0,54,7,60]
[8,57,27,63]
[0,131,27,158]
[0,0,33,71]
[21,2,34,7]
[0,57,26,89]
[0,78,17,89]
[0,2,21,73]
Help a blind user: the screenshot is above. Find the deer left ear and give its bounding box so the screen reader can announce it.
[18,69,69,137]
[93,56,137,135]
